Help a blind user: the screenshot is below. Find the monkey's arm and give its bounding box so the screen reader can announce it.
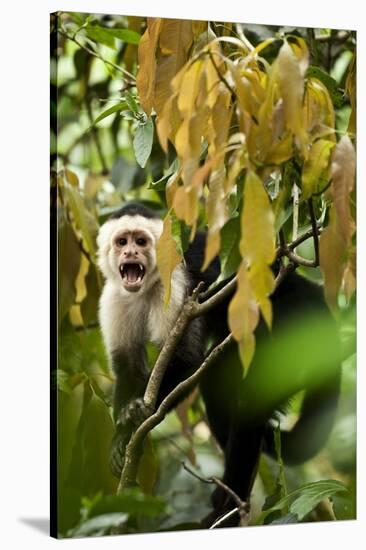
[109,347,150,477]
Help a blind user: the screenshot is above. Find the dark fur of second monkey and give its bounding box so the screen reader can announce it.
[103,203,341,528]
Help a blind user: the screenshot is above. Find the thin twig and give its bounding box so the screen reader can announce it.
[307,198,320,266]
[274,262,296,287]
[287,226,322,251]
[198,276,237,316]
[291,183,300,250]
[182,462,212,484]
[210,508,239,529]
[182,462,250,528]
[287,250,317,268]
[85,100,108,173]
[58,28,136,81]
[208,50,235,97]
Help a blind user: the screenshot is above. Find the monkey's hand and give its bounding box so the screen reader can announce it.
[109,426,130,478]
[110,399,154,478]
[118,398,154,429]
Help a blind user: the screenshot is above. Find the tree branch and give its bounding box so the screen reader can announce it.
[276,225,322,269]
[118,332,233,491]
[143,278,235,410]
[117,221,323,492]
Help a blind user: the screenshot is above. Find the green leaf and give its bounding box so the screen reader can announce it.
[69,513,128,537]
[80,263,100,325]
[331,491,355,520]
[133,119,154,168]
[85,25,116,49]
[64,183,99,260]
[105,28,141,44]
[307,66,344,108]
[171,212,186,255]
[301,139,335,199]
[58,214,81,321]
[92,102,128,126]
[124,91,140,114]
[256,479,349,524]
[148,172,172,191]
[148,159,179,191]
[137,436,158,494]
[68,13,86,26]
[289,480,348,520]
[55,369,73,394]
[87,488,166,518]
[219,217,241,280]
[270,513,298,525]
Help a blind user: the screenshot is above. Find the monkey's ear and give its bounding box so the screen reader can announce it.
[97,220,118,277]
[97,220,116,249]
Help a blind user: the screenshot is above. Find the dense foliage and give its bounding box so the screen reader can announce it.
[51,12,356,537]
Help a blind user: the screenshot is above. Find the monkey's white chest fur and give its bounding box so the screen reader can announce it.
[99,267,187,355]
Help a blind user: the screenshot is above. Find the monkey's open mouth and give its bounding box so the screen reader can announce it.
[119,263,145,287]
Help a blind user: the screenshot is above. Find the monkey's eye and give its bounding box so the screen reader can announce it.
[136,237,147,246]
[117,237,127,246]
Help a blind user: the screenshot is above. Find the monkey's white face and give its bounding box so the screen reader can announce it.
[113,229,152,292]
[97,215,163,294]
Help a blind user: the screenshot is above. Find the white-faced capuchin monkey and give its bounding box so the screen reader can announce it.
[97,202,341,528]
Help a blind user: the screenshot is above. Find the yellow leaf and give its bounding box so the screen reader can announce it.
[265,130,293,165]
[64,183,99,260]
[277,41,308,158]
[173,184,200,229]
[136,18,163,115]
[209,88,232,155]
[65,168,79,187]
[345,52,356,135]
[157,95,182,152]
[228,262,259,372]
[240,171,276,267]
[154,19,193,116]
[303,78,335,140]
[232,63,263,119]
[238,336,256,378]
[319,205,347,312]
[301,139,335,199]
[203,231,221,271]
[343,246,356,301]
[203,165,228,270]
[330,135,356,246]
[224,147,245,194]
[248,264,275,329]
[192,20,208,37]
[176,389,198,465]
[156,214,183,306]
[288,36,309,77]
[137,435,157,494]
[176,59,203,114]
[165,168,182,209]
[84,174,105,199]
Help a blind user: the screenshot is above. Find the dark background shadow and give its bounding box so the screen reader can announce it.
[18,518,49,536]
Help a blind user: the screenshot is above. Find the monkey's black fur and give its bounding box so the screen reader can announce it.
[110,202,161,220]
[106,203,340,528]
